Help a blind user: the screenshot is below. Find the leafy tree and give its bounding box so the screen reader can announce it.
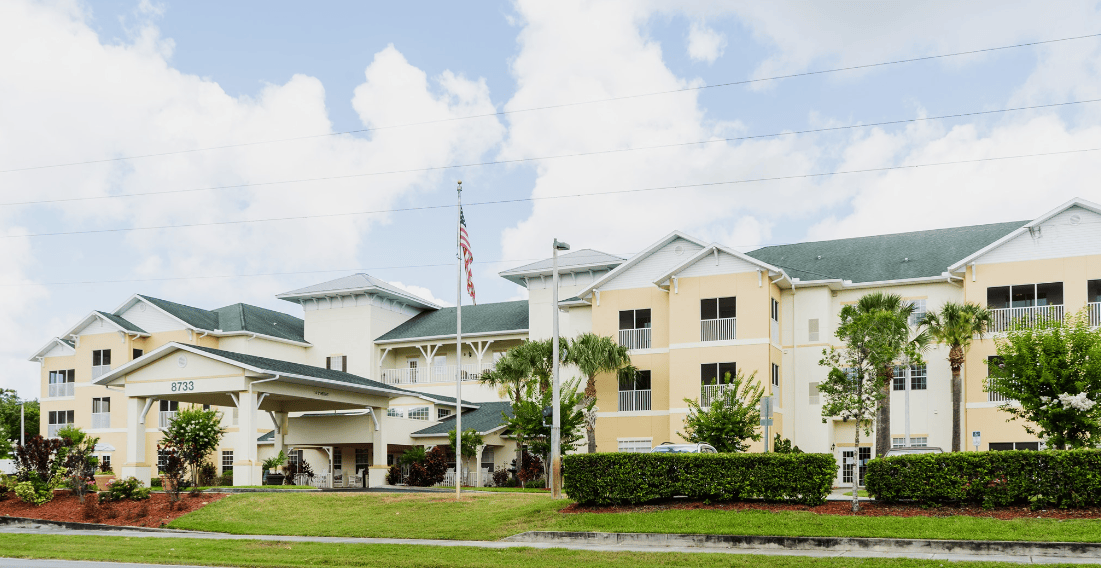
[161,407,227,488]
[157,443,186,502]
[679,370,764,452]
[504,378,587,483]
[0,390,39,443]
[563,332,631,453]
[13,435,66,505]
[58,426,99,503]
[987,311,1101,449]
[819,292,923,512]
[922,301,993,452]
[448,427,484,478]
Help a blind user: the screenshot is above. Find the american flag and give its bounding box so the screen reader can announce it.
[459,207,476,304]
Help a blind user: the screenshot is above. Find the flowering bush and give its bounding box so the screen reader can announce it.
[161,407,227,488]
[99,476,151,502]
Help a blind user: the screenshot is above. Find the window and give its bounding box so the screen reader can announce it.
[100,455,111,471]
[892,437,928,447]
[221,450,233,473]
[987,282,1064,309]
[808,319,820,342]
[159,400,179,428]
[700,362,737,385]
[842,448,872,485]
[92,397,110,413]
[433,356,447,367]
[700,297,736,320]
[618,309,652,349]
[408,407,429,421]
[619,369,651,391]
[288,449,303,466]
[326,356,346,372]
[892,364,927,391]
[386,407,405,418]
[771,298,779,321]
[437,408,453,420]
[808,382,820,405]
[907,299,927,326]
[157,448,169,472]
[47,410,73,437]
[619,309,652,330]
[481,447,495,471]
[771,363,780,387]
[48,369,75,397]
[132,349,143,360]
[160,400,179,412]
[1090,279,1101,303]
[617,438,652,453]
[333,448,341,471]
[355,448,370,471]
[91,349,111,379]
[92,397,110,429]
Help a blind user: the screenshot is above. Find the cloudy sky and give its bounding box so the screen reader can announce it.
[4,0,1101,398]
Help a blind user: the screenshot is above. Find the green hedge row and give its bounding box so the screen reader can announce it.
[866,449,1101,508]
[562,452,837,506]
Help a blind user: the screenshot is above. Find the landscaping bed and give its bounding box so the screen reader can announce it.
[0,490,229,528]
[562,498,1101,520]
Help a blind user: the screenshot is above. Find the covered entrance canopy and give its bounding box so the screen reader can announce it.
[95,342,413,486]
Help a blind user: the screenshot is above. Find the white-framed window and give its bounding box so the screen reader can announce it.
[892,364,928,391]
[99,455,111,471]
[91,349,112,379]
[907,299,927,326]
[808,382,820,405]
[326,355,346,372]
[433,356,447,368]
[701,362,737,385]
[48,369,75,397]
[771,363,780,387]
[91,397,110,429]
[355,448,370,471]
[221,450,234,473]
[386,407,405,418]
[617,438,652,453]
[892,437,928,447]
[288,449,304,466]
[132,348,143,360]
[437,408,453,420]
[47,410,74,438]
[408,407,430,421]
[333,448,342,471]
[808,319,820,342]
[771,297,780,321]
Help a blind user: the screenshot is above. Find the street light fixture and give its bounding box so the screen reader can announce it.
[550,238,569,499]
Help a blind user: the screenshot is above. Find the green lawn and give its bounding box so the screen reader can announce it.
[843,490,870,497]
[169,492,1101,543]
[0,534,1058,568]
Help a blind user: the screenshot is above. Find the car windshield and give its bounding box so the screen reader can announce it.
[652,445,697,453]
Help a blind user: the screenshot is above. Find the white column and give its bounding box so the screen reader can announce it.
[121,396,151,487]
[233,390,260,486]
[474,444,486,487]
[369,407,388,487]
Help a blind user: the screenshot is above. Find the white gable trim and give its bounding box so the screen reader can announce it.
[948,197,1101,272]
[61,311,147,340]
[114,295,198,331]
[27,338,76,361]
[577,231,710,299]
[652,243,782,287]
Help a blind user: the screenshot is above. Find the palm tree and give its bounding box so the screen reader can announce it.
[921,301,993,452]
[848,293,927,458]
[564,333,632,453]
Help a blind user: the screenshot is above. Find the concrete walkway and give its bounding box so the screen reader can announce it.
[1,522,1098,565]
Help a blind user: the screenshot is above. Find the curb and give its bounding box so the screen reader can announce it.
[503,531,1101,559]
[0,516,195,533]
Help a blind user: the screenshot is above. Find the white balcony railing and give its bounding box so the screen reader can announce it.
[700,317,736,342]
[701,383,736,408]
[47,424,66,438]
[48,382,74,398]
[91,412,110,429]
[159,411,177,429]
[618,389,652,412]
[619,328,651,350]
[989,305,1064,333]
[381,363,496,385]
[986,379,1014,403]
[90,365,111,380]
[1090,302,1101,328]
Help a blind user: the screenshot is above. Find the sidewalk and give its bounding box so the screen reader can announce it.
[826,487,873,502]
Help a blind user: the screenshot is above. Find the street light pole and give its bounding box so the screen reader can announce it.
[550,238,569,499]
[20,403,24,447]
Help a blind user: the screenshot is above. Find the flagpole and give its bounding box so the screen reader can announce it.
[455,180,463,501]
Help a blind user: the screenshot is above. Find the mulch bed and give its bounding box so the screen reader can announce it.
[0,490,228,528]
[562,499,1101,520]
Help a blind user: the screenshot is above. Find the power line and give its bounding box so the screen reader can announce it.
[4,98,1098,208]
[4,32,1098,174]
[4,146,1095,240]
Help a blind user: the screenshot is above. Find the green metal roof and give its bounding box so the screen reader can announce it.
[411,401,514,436]
[376,300,528,342]
[746,221,1026,284]
[94,311,148,334]
[188,345,400,393]
[136,295,307,343]
[258,430,274,442]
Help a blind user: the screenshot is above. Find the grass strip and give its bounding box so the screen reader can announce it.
[0,534,1058,568]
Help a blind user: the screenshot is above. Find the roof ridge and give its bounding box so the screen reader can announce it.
[748,220,1029,253]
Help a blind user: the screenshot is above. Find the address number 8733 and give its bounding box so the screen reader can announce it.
[171,381,195,392]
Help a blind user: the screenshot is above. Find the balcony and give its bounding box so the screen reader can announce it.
[48,382,74,398]
[1090,302,1101,327]
[381,363,496,386]
[47,424,66,438]
[618,389,652,412]
[91,412,110,429]
[90,365,111,380]
[986,379,1014,403]
[701,383,736,408]
[159,410,177,429]
[700,317,736,342]
[989,305,1064,333]
[619,328,651,350]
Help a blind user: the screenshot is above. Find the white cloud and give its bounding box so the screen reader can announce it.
[389,281,454,308]
[686,21,726,64]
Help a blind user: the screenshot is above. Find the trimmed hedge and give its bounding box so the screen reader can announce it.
[866,449,1101,509]
[562,452,837,506]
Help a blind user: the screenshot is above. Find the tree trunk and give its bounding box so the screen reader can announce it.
[875,379,890,457]
[585,375,598,453]
[951,370,962,453]
[587,424,596,454]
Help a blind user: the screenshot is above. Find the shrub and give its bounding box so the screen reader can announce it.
[219,471,233,486]
[386,464,402,485]
[161,407,227,488]
[284,460,314,485]
[562,452,837,506]
[405,445,449,487]
[197,461,218,487]
[491,468,510,488]
[150,477,162,488]
[0,474,14,499]
[99,477,151,502]
[158,444,185,502]
[517,450,543,488]
[866,449,1101,509]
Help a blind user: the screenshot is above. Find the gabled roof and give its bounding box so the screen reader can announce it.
[28,337,77,361]
[95,311,148,334]
[747,221,1025,284]
[576,231,710,299]
[376,300,528,343]
[112,294,308,345]
[653,243,782,287]
[948,198,1101,272]
[276,273,440,310]
[499,249,626,287]
[137,295,220,330]
[60,311,150,340]
[411,401,514,437]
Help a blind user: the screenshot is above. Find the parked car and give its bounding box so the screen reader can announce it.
[883,446,944,458]
[650,442,718,454]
